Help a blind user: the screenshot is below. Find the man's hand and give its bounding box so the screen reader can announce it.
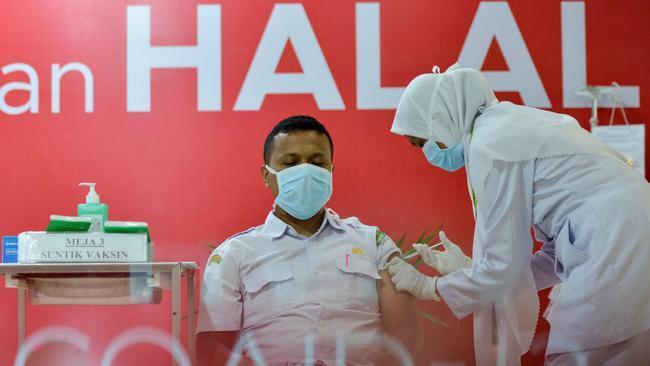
[387,257,440,301]
[412,231,471,275]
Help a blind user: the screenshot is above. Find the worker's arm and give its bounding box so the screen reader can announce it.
[436,160,535,318]
[378,253,420,360]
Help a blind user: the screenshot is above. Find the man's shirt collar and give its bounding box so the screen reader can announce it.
[262,208,345,239]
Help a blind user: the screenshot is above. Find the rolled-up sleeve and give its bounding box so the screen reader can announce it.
[375,230,402,271]
[437,161,535,319]
[196,244,243,333]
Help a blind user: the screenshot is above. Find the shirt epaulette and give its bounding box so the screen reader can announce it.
[340,216,362,229]
[223,226,259,242]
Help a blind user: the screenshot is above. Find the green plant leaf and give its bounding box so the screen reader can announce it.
[416,310,447,327]
[402,248,416,256]
[422,224,444,244]
[395,234,408,250]
[415,227,430,244]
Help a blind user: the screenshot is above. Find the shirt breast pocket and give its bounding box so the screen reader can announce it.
[336,255,381,311]
[243,265,295,311]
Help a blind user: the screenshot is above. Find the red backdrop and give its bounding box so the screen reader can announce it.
[0,1,648,365]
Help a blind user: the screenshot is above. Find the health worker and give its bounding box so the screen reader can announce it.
[386,65,650,366]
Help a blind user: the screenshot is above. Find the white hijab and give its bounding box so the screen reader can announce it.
[391,65,497,146]
[391,65,626,196]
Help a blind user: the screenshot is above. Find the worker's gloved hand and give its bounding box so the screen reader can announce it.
[387,257,440,301]
[412,231,472,275]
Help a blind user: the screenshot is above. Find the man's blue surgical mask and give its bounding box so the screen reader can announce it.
[422,139,465,172]
[265,163,333,220]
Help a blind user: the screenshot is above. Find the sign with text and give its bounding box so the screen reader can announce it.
[18,232,149,263]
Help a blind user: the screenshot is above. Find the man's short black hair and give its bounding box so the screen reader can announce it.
[263,115,334,164]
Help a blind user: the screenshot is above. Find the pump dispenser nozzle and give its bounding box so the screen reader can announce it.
[79,183,100,204]
[78,182,108,232]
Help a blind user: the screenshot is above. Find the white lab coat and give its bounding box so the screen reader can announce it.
[436,103,650,364]
[438,158,540,365]
[392,67,650,365]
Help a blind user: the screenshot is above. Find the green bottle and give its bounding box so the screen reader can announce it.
[78,182,108,232]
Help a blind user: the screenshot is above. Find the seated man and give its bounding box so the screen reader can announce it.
[196,116,418,365]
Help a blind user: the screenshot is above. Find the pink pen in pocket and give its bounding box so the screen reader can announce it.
[345,254,350,268]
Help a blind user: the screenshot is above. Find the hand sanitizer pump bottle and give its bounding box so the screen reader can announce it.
[78,183,109,232]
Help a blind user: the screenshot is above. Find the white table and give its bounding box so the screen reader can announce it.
[0,262,198,365]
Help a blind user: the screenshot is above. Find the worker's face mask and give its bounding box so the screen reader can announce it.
[265,163,333,220]
[422,139,465,172]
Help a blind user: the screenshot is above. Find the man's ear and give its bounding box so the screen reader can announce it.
[260,165,271,188]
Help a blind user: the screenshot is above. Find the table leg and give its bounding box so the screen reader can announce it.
[187,273,196,365]
[18,287,26,347]
[172,265,181,366]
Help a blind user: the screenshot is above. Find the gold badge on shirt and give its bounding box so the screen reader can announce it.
[351,246,364,255]
[209,254,222,265]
